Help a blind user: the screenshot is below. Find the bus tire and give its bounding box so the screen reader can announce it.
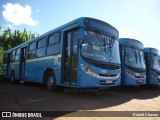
[45,71,56,92]
[11,72,15,83]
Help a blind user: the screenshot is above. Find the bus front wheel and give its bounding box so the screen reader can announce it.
[45,72,56,92]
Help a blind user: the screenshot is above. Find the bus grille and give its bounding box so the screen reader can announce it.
[98,74,117,77]
[135,76,145,78]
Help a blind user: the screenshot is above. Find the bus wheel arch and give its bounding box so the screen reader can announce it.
[43,69,56,92]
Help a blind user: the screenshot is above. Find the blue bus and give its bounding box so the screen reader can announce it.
[2,17,121,91]
[119,38,146,86]
[144,48,160,86]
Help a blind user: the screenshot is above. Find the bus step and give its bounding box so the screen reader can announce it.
[20,80,25,84]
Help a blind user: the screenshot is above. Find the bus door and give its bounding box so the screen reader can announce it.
[19,47,27,80]
[62,29,78,86]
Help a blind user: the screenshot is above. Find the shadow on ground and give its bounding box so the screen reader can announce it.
[0,78,160,118]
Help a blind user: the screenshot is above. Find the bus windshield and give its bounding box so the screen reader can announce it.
[152,56,160,72]
[81,30,120,64]
[125,47,146,69]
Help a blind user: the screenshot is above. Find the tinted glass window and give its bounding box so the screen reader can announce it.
[12,50,15,57]
[82,30,120,64]
[11,57,15,62]
[125,47,146,69]
[28,50,36,59]
[16,48,20,55]
[49,33,60,45]
[29,42,36,51]
[47,44,60,56]
[38,38,47,48]
[36,47,46,57]
[11,50,15,62]
[15,55,20,62]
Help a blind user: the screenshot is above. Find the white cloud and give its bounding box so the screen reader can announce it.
[2,3,38,26]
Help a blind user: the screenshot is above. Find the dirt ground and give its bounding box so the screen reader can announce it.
[0,78,160,120]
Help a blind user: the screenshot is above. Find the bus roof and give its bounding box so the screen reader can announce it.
[144,47,159,55]
[4,17,118,53]
[119,38,144,49]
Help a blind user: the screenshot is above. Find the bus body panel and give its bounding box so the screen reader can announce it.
[25,55,61,84]
[121,66,146,85]
[2,53,11,78]
[144,48,160,86]
[119,38,146,86]
[76,56,121,88]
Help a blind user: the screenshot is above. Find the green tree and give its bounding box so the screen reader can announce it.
[0,26,38,75]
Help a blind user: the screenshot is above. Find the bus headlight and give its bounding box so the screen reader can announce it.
[125,70,135,78]
[151,74,157,80]
[81,64,98,78]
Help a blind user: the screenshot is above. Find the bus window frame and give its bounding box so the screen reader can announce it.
[46,32,61,56]
[15,48,21,62]
[27,41,37,60]
[36,37,47,58]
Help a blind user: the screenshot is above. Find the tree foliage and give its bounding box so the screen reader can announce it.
[0,27,38,74]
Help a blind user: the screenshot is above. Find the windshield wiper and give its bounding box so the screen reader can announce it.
[131,48,138,64]
[108,37,115,48]
[94,31,107,54]
[94,30,105,46]
[94,31,115,62]
[108,37,115,58]
[139,50,142,63]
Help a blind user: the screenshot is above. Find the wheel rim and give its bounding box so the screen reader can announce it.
[47,76,54,89]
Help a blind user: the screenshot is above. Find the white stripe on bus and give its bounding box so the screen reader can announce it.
[26,55,61,63]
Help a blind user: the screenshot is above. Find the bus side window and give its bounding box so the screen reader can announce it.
[36,38,47,58]
[28,42,36,59]
[11,50,15,63]
[47,33,60,56]
[15,48,20,62]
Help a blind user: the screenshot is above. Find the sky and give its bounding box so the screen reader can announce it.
[0,0,160,51]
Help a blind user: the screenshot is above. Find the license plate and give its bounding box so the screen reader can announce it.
[135,73,140,76]
[106,80,113,83]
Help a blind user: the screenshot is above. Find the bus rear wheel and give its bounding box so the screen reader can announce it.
[11,72,15,83]
[45,72,56,92]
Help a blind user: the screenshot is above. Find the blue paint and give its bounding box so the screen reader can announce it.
[144,48,160,86]
[2,17,121,88]
[119,38,146,86]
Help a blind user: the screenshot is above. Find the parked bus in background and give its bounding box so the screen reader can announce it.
[119,38,146,86]
[144,48,160,86]
[2,17,121,91]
